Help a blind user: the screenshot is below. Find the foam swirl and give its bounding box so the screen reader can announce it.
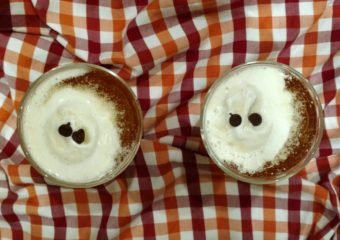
[204,65,296,174]
[21,70,122,183]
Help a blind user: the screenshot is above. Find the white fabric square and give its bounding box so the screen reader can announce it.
[13,203,26,215]
[228,208,242,220]
[65,226,79,239]
[40,225,56,239]
[251,207,264,220]
[88,203,103,216]
[32,45,49,65]
[336,75,340,92]
[290,44,304,58]
[221,32,234,44]
[199,38,211,51]
[273,28,287,42]
[100,31,114,44]
[49,22,62,32]
[196,56,209,68]
[192,16,208,31]
[155,235,170,240]
[178,207,192,220]
[245,52,258,62]
[200,182,214,195]
[143,151,157,164]
[10,2,25,15]
[6,38,23,53]
[230,231,243,239]
[168,149,182,162]
[123,42,136,58]
[173,61,187,75]
[166,115,180,131]
[29,69,42,82]
[144,34,162,49]
[149,85,163,100]
[275,232,289,239]
[124,6,138,20]
[99,6,112,20]
[180,231,193,239]
[127,203,143,217]
[203,205,217,219]
[218,9,233,23]
[168,25,186,40]
[72,3,87,17]
[99,51,113,62]
[299,210,314,225]
[135,10,151,26]
[3,62,17,78]
[37,206,53,218]
[253,231,264,240]
[74,27,88,40]
[275,208,288,220]
[325,117,339,129]
[317,42,331,56]
[318,18,332,32]
[153,210,167,223]
[247,28,260,42]
[151,176,166,190]
[299,1,314,16]
[219,52,233,67]
[206,230,219,239]
[271,3,286,16]
[48,1,60,13]
[245,4,259,18]
[174,182,189,196]
[75,48,89,61]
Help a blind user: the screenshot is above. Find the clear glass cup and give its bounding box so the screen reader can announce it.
[17,63,143,188]
[200,61,324,184]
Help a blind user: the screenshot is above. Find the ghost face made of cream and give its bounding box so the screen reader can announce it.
[224,83,272,151]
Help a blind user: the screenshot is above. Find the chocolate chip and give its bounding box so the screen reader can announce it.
[58,122,72,137]
[248,113,262,126]
[72,129,85,144]
[229,113,242,127]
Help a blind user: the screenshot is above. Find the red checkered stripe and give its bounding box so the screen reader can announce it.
[0,0,339,239]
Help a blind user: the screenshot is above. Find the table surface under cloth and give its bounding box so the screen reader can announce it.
[0,0,339,239]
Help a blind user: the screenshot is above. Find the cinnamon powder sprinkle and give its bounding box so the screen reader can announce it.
[59,70,140,163]
[226,74,318,178]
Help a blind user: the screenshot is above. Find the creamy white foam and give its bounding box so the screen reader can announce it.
[21,68,123,183]
[204,65,299,174]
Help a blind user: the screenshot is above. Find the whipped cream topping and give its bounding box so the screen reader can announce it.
[21,68,123,183]
[204,65,300,174]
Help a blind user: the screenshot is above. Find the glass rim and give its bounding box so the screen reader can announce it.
[17,63,143,188]
[200,60,324,184]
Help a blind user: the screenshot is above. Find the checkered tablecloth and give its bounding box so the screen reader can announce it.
[0,0,339,239]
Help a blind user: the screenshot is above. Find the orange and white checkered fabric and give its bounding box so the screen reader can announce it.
[0,0,339,239]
